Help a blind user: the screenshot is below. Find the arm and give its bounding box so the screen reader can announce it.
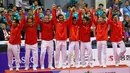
[52,8,58,25]
[65,10,73,26]
[5,14,12,27]
[34,9,40,26]
[19,12,26,30]
[77,10,82,26]
[122,23,126,40]
[107,9,113,24]
[90,10,97,26]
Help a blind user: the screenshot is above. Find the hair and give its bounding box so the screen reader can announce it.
[57,14,64,19]
[8,10,13,13]
[27,17,34,22]
[28,9,32,12]
[84,3,88,8]
[99,3,104,7]
[125,0,130,3]
[12,19,19,24]
[83,16,89,21]
[46,9,51,12]
[112,14,118,18]
[72,5,76,8]
[72,16,76,20]
[57,5,61,8]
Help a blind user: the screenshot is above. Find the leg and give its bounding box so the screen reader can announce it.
[47,41,54,68]
[67,42,75,66]
[40,41,47,69]
[7,44,13,69]
[32,44,38,69]
[102,41,107,67]
[112,42,119,65]
[97,41,103,65]
[25,44,31,68]
[119,41,126,57]
[55,41,61,68]
[80,42,85,66]
[74,41,79,64]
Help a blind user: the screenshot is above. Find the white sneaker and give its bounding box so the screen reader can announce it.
[115,63,119,67]
[41,66,44,70]
[75,64,80,68]
[82,65,86,68]
[48,65,54,69]
[66,64,71,68]
[56,65,61,69]
[33,67,37,71]
[103,64,107,68]
[9,67,13,71]
[62,65,66,69]
[99,64,103,67]
[24,67,29,70]
[88,63,94,68]
[16,68,19,71]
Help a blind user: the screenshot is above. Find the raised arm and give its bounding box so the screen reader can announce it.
[90,9,97,26]
[52,4,58,25]
[77,9,82,26]
[5,11,12,27]
[65,10,73,26]
[107,8,112,24]
[19,11,26,30]
[34,9,41,25]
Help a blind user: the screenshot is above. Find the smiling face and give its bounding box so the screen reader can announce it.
[98,17,104,23]
[113,14,118,22]
[27,18,33,27]
[44,15,50,23]
[58,14,64,22]
[12,20,18,28]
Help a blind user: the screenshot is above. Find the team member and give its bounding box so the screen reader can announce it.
[5,10,25,71]
[67,11,82,68]
[91,8,111,68]
[24,9,40,70]
[109,10,126,67]
[39,15,54,69]
[52,4,73,69]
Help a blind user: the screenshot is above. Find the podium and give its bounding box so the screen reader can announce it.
[4,65,130,73]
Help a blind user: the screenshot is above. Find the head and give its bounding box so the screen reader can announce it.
[114,0,119,4]
[8,10,13,16]
[34,1,38,6]
[125,0,129,6]
[58,14,64,22]
[102,12,107,18]
[98,3,104,10]
[57,5,62,11]
[124,14,129,21]
[98,17,104,23]
[72,17,77,25]
[84,3,88,8]
[28,9,33,16]
[83,17,89,25]
[0,11,5,16]
[46,9,51,15]
[27,18,34,27]
[18,9,23,15]
[72,5,76,12]
[12,19,19,28]
[82,8,86,14]
[67,5,71,11]
[1,24,6,30]
[112,14,118,22]
[38,8,43,13]
[13,6,17,11]
[44,15,50,23]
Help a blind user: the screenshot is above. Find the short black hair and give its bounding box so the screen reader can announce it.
[58,14,64,18]
[125,0,130,3]
[99,3,104,7]
[72,5,76,8]
[83,16,89,21]
[112,14,118,18]
[12,18,19,24]
[46,9,51,12]
[57,5,61,8]
[72,16,76,20]
[8,10,13,13]
[28,9,32,12]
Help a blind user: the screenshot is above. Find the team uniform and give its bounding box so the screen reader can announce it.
[79,15,93,68]
[91,10,111,67]
[67,11,82,68]
[5,13,24,71]
[39,20,54,69]
[109,10,126,66]
[24,11,40,70]
[52,8,72,69]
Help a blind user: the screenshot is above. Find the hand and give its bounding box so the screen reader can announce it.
[52,4,56,8]
[89,8,93,12]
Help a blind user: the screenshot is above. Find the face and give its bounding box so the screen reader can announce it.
[82,9,86,14]
[125,1,129,6]
[57,7,61,11]
[72,7,76,12]
[103,13,107,18]
[83,18,88,25]
[98,17,104,23]
[9,11,13,16]
[12,20,18,28]
[1,24,6,29]
[46,10,51,15]
[39,9,42,13]
[113,15,118,21]
[44,16,50,23]
[28,10,33,15]
[19,10,22,15]
[27,19,33,27]
[1,11,5,15]
[99,5,103,9]
[34,1,38,6]
[72,19,77,25]
[58,16,64,22]
[13,6,17,11]
[125,15,129,21]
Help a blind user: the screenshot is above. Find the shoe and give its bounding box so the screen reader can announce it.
[66,64,71,68]
[41,66,44,70]
[99,64,103,67]
[48,65,54,69]
[75,64,80,68]
[9,67,13,71]
[115,62,119,67]
[103,64,107,68]
[16,68,19,71]
[56,65,61,69]
[88,63,94,68]
[24,67,29,70]
[33,67,37,71]
[62,64,66,69]
[82,65,86,68]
